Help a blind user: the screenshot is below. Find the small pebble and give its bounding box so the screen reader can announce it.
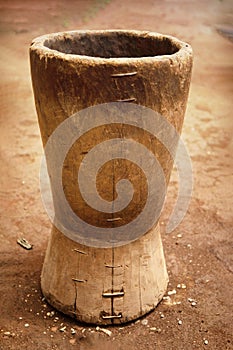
[168,289,176,296]
[177,283,186,289]
[162,296,173,305]
[71,328,76,335]
[150,327,157,331]
[178,320,182,325]
[149,327,161,333]
[160,314,165,319]
[96,326,112,336]
[177,234,182,238]
[24,323,29,328]
[19,317,23,320]
[204,339,208,345]
[188,298,197,307]
[59,326,66,332]
[141,319,148,326]
[4,332,11,336]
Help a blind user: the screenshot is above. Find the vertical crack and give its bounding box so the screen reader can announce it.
[139,256,142,314]
[73,249,80,318]
[111,159,115,324]
[73,282,78,318]
[111,247,115,324]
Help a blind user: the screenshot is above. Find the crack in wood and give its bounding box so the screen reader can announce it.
[111,72,137,77]
[72,278,87,283]
[73,248,88,255]
[105,264,122,268]
[101,313,122,319]
[117,97,137,102]
[102,290,124,298]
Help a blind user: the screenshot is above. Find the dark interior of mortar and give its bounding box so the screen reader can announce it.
[44,32,179,58]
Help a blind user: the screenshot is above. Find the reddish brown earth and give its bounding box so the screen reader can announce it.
[0,1,232,349]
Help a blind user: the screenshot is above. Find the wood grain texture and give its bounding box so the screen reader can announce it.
[41,224,168,324]
[30,30,192,324]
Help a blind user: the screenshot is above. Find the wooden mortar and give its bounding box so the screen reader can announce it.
[30,30,192,324]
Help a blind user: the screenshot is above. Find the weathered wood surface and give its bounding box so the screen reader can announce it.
[30,30,192,324]
[41,224,168,324]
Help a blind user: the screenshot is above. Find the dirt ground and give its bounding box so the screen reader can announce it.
[0,0,232,349]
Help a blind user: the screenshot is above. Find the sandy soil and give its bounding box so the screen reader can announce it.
[0,0,232,349]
